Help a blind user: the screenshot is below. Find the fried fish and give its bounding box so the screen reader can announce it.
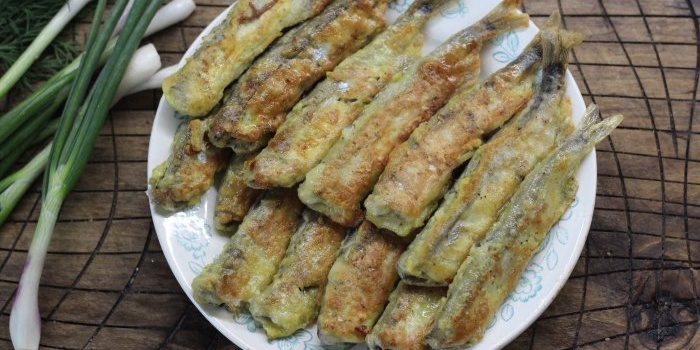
[365,30,545,237]
[317,221,408,345]
[149,119,229,211]
[249,210,346,339]
[207,0,389,149]
[366,282,446,350]
[299,0,529,227]
[397,18,583,286]
[191,189,303,313]
[162,0,330,117]
[425,105,622,348]
[213,153,263,232]
[244,0,452,189]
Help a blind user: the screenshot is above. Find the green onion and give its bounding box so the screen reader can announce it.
[0,0,195,224]
[9,1,163,348]
[0,43,161,226]
[0,94,64,179]
[0,144,51,225]
[0,0,197,148]
[0,0,88,97]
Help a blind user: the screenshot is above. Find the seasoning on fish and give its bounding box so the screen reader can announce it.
[149,119,229,211]
[244,0,452,189]
[366,282,446,350]
[249,210,346,339]
[162,0,330,117]
[426,105,623,349]
[207,0,389,149]
[298,0,529,228]
[214,153,263,232]
[191,189,303,313]
[365,32,544,237]
[397,17,583,286]
[317,221,408,345]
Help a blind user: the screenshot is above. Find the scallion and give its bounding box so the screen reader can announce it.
[0,43,162,226]
[0,0,89,97]
[0,0,197,147]
[0,0,196,227]
[9,1,163,348]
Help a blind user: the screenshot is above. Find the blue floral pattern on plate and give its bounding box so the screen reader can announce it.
[170,205,213,275]
[440,1,468,18]
[494,196,579,323]
[491,30,520,63]
[234,310,259,333]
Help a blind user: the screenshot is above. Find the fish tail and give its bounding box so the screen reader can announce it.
[542,10,562,30]
[534,24,584,98]
[578,103,601,130]
[541,24,584,70]
[506,11,565,72]
[575,104,624,148]
[480,0,529,36]
[548,104,622,174]
[506,33,543,73]
[525,12,562,56]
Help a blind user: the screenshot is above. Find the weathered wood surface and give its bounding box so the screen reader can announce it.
[1,0,699,349]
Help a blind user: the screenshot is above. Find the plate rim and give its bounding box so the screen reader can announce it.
[147,1,596,349]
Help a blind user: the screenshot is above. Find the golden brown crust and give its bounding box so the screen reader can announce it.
[243,10,426,189]
[207,0,388,145]
[298,40,483,228]
[214,153,263,232]
[366,282,446,350]
[162,0,331,117]
[192,189,303,313]
[364,37,543,236]
[149,119,230,211]
[371,76,531,217]
[317,221,408,344]
[298,4,530,227]
[249,210,346,338]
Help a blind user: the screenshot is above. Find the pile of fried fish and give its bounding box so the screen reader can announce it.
[149,0,623,349]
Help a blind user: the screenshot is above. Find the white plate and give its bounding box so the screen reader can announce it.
[148,1,594,349]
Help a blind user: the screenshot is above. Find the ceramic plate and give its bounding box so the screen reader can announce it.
[148,1,594,349]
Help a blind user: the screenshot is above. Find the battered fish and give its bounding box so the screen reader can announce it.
[149,119,229,211]
[365,31,545,236]
[207,0,389,148]
[299,0,529,227]
[244,0,452,189]
[214,153,263,232]
[191,189,303,313]
[162,0,330,117]
[317,221,408,345]
[425,105,623,348]
[397,18,583,286]
[366,282,446,350]
[249,210,346,339]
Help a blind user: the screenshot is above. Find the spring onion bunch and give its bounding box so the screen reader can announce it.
[9,0,164,348]
[0,0,196,168]
[0,0,90,97]
[0,0,195,225]
[0,44,165,226]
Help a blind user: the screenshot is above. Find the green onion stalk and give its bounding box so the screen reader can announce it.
[0,0,196,146]
[0,0,92,98]
[0,43,162,226]
[9,0,163,348]
[0,0,195,225]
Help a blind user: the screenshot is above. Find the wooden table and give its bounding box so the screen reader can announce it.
[1,0,698,349]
